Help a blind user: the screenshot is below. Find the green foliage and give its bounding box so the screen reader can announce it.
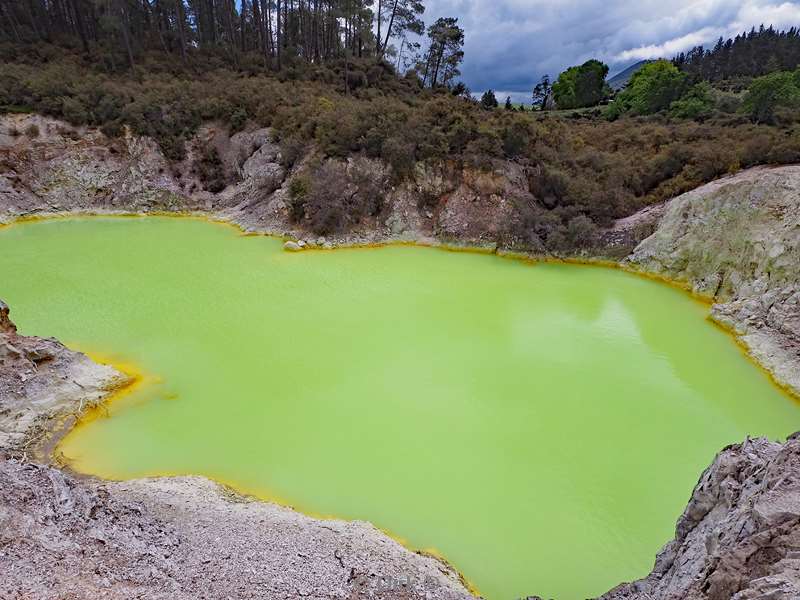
[741,69,800,123]
[5,50,800,254]
[532,75,552,110]
[480,90,499,109]
[606,60,687,117]
[288,175,311,221]
[501,119,530,158]
[552,60,610,110]
[669,82,715,119]
[290,160,385,235]
[676,26,800,83]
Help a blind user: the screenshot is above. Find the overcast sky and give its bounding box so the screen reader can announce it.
[420,0,800,102]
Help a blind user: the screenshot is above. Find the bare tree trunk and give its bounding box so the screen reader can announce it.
[116,0,135,70]
[209,0,217,44]
[224,0,238,66]
[263,0,273,57]
[395,36,404,70]
[251,0,262,51]
[1,4,22,42]
[376,0,381,55]
[68,0,90,53]
[240,0,247,51]
[25,0,42,39]
[379,0,398,58]
[176,0,187,62]
[275,0,281,69]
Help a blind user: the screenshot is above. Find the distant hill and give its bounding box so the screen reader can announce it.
[608,60,651,90]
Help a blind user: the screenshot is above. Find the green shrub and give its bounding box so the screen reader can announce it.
[552,59,610,109]
[61,97,89,124]
[741,70,800,124]
[607,60,687,117]
[669,82,715,119]
[381,137,416,178]
[287,174,310,222]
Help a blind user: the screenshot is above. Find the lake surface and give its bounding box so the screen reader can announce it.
[2,216,798,599]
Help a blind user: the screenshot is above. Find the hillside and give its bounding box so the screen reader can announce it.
[608,60,651,90]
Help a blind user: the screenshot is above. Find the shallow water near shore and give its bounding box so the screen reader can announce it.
[2,216,798,599]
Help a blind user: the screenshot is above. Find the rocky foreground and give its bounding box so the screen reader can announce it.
[1,113,800,599]
[600,435,800,600]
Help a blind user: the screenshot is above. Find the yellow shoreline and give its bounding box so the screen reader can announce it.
[55,350,482,595]
[11,210,799,404]
[5,211,798,600]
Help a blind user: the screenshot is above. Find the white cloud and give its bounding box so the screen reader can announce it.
[614,28,725,62]
[420,0,800,93]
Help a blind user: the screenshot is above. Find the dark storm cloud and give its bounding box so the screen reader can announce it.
[419,0,800,101]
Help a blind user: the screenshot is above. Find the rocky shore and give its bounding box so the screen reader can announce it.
[0,304,474,600]
[1,112,800,599]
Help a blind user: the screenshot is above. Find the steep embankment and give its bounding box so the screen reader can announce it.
[0,300,127,453]
[600,435,800,600]
[2,112,800,599]
[0,113,535,249]
[625,166,800,396]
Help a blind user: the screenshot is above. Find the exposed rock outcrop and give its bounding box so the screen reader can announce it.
[0,114,533,248]
[601,434,800,600]
[0,303,127,453]
[0,459,473,600]
[626,166,800,397]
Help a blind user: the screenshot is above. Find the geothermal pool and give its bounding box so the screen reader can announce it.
[2,216,798,599]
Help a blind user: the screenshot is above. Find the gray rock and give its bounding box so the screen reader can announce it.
[0,300,15,334]
[625,166,800,397]
[599,434,800,600]
[282,240,303,252]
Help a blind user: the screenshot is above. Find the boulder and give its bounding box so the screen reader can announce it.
[0,300,15,334]
[283,240,303,252]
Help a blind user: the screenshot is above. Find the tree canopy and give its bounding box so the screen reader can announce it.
[0,0,455,88]
[552,60,610,110]
[741,69,800,124]
[532,75,552,110]
[480,89,498,109]
[606,60,687,117]
[675,26,800,82]
[420,17,464,88]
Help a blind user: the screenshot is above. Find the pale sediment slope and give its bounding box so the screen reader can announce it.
[625,166,800,397]
[0,300,127,454]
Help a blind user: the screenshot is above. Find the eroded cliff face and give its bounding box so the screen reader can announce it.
[0,113,536,249]
[626,166,800,396]
[0,300,127,454]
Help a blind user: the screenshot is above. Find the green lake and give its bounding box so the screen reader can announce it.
[2,216,798,599]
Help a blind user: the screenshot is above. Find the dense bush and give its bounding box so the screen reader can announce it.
[669,82,715,119]
[552,60,610,110]
[606,60,687,118]
[3,49,800,253]
[741,69,800,124]
[289,159,386,235]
